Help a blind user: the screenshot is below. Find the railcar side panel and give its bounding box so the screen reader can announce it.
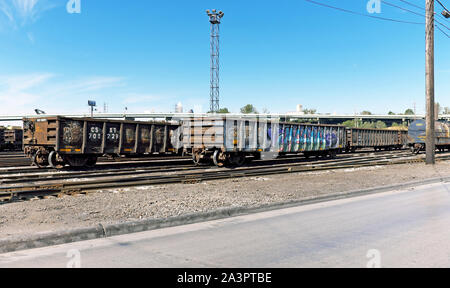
[183,117,346,166]
[23,116,180,168]
[346,128,406,151]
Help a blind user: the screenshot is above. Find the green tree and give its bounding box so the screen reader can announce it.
[240,104,258,114]
[217,108,230,114]
[388,111,396,115]
[375,121,387,129]
[341,120,355,127]
[303,108,317,115]
[342,119,362,128]
[404,109,415,115]
[391,122,407,129]
[361,122,375,129]
[361,111,372,115]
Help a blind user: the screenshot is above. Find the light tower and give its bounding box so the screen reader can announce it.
[206,9,224,113]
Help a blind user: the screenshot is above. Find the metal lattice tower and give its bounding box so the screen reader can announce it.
[206,9,224,113]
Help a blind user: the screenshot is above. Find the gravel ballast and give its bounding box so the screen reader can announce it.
[0,161,449,239]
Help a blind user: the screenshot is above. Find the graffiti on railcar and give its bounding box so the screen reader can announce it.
[140,126,151,145]
[124,126,135,144]
[294,126,300,151]
[319,127,325,150]
[62,121,83,146]
[154,127,165,145]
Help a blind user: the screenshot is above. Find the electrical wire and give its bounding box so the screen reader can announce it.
[398,0,425,11]
[436,0,450,13]
[381,0,425,17]
[381,0,450,30]
[304,0,423,25]
[304,0,450,38]
[395,0,449,22]
[380,0,450,37]
[437,23,450,37]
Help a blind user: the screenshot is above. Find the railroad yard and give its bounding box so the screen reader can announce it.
[1,149,450,239]
[1,0,450,270]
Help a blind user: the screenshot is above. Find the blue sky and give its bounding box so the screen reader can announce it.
[0,0,449,117]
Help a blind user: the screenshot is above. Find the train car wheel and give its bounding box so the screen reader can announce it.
[230,154,246,167]
[31,154,39,168]
[192,152,202,166]
[212,150,226,168]
[48,151,65,169]
[86,156,98,167]
[65,156,89,167]
[329,150,337,159]
[32,151,48,168]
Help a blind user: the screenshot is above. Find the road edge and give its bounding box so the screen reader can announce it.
[1,176,449,254]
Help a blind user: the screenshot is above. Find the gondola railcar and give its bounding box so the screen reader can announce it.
[182,117,346,167]
[0,127,23,151]
[345,128,407,152]
[23,116,181,168]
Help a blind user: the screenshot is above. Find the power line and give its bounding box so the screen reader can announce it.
[381,0,450,30]
[304,0,423,25]
[437,23,450,37]
[381,0,425,17]
[436,0,450,12]
[396,0,450,21]
[398,0,425,11]
[304,0,449,37]
[304,0,449,38]
[380,0,450,37]
[399,0,449,14]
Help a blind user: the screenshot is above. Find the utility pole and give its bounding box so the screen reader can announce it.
[206,9,224,113]
[425,0,435,165]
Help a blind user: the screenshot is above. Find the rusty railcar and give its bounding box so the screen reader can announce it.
[0,127,4,150]
[0,127,23,151]
[182,117,346,167]
[23,116,181,168]
[345,128,407,152]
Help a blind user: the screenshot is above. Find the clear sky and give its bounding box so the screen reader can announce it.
[0,0,449,117]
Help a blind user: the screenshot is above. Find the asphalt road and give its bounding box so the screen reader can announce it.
[1,181,450,268]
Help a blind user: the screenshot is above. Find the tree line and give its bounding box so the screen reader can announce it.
[217,105,450,115]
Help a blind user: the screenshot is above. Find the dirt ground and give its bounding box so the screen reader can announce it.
[1,161,449,239]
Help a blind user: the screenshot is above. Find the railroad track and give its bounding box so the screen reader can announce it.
[0,148,405,173]
[0,150,409,181]
[1,150,448,204]
[0,157,192,176]
[0,152,30,168]
[0,152,187,168]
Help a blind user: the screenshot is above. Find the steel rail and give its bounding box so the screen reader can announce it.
[2,152,447,203]
[0,151,411,184]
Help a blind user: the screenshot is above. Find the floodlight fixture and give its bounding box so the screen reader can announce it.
[88,100,97,117]
[34,109,46,115]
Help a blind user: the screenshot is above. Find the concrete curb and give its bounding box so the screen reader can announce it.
[1,176,449,254]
